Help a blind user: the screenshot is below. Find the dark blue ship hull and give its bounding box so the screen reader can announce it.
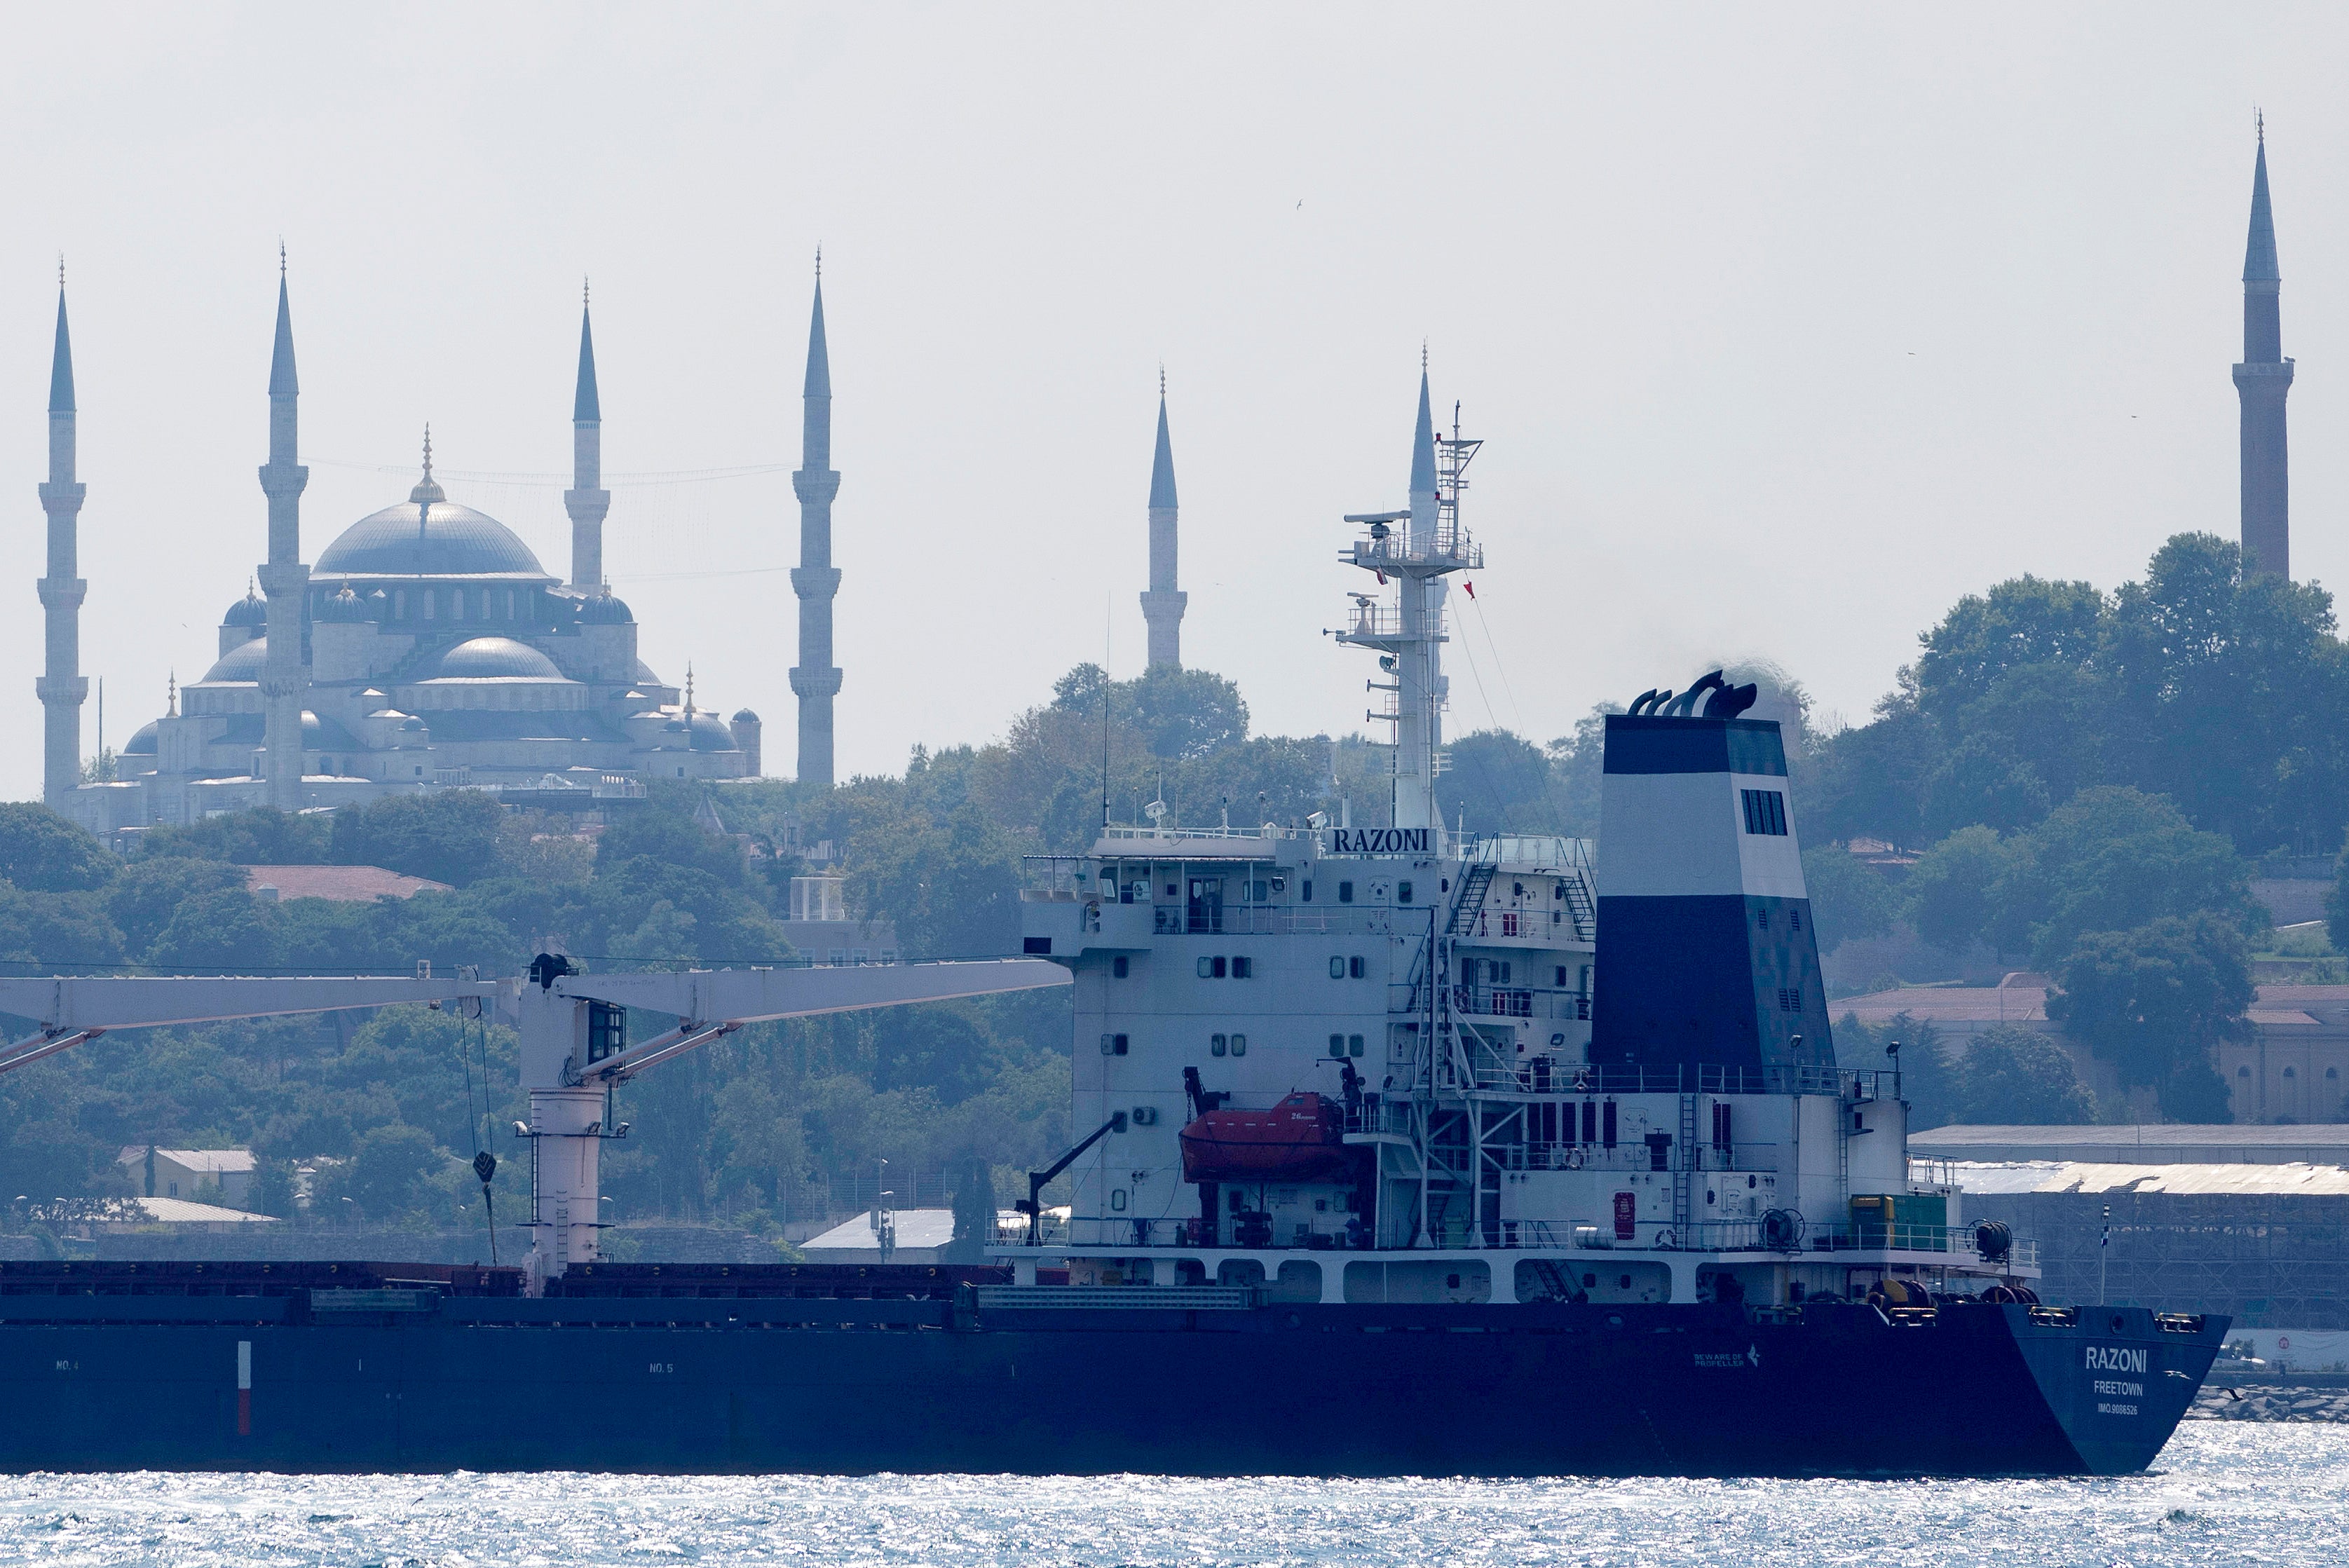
[0,1264,2222,1477]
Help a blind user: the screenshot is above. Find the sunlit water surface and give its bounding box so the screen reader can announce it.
[0,1425,2338,1567]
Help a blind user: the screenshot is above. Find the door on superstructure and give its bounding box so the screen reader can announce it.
[1187,878,1224,934]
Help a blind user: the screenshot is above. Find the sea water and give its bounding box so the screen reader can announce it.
[0,1424,2338,1567]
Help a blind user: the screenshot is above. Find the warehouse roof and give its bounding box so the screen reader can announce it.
[1952,1160,2349,1196]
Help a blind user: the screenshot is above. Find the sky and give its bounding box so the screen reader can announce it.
[0,4,2341,798]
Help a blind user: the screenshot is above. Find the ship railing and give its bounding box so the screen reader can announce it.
[1502,1141,1781,1174]
[1450,986,1591,1022]
[1424,1063,1893,1098]
[1907,1157,1961,1187]
[1347,526,1483,572]
[1095,824,1298,845]
[1455,836,1595,873]
[1152,906,1417,937]
[1345,1099,1417,1138]
[1055,1217,1368,1251]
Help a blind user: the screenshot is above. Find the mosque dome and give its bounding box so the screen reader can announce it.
[731,708,759,724]
[121,721,159,758]
[222,588,267,627]
[319,585,368,622]
[689,714,737,751]
[580,591,633,625]
[634,659,664,687]
[198,637,268,683]
[316,498,549,578]
[422,636,568,682]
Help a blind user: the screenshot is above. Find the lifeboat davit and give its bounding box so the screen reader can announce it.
[1179,1091,1365,1185]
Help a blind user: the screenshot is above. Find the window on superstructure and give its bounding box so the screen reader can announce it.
[1230,1034,1247,1056]
[1350,956,1366,979]
[1112,956,1129,978]
[1349,1035,1365,1057]
[1302,880,1313,902]
[1212,1034,1227,1057]
[1398,881,1412,904]
[1601,1100,1617,1148]
[1740,789,1788,836]
[1338,881,1354,904]
[1113,1034,1129,1055]
[1330,956,1346,979]
[1231,956,1252,979]
[1329,1034,1345,1058]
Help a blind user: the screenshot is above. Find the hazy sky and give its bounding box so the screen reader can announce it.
[0,5,2338,799]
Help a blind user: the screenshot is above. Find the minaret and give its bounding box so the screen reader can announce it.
[1139,374,1187,668]
[2235,116,2294,579]
[257,254,311,809]
[789,258,842,789]
[36,269,88,810]
[565,282,609,589]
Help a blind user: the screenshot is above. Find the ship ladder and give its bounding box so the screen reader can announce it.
[1448,862,1496,936]
[1523,1255,1575,1304]
[1562,872,1596,943]
[1673,1093,1698,1235]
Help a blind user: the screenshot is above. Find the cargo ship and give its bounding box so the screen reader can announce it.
[0,371,2222,1476]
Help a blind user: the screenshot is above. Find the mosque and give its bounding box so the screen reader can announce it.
[41,269,853,831]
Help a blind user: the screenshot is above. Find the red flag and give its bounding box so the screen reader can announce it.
[1463,581,1476,600]
[1375,572,1387,585]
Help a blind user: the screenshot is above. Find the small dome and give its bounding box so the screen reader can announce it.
[398,715,428,733]
[690,713,737,751]
[121,720,160,757]
[198,637,268,683]
[731,708,760,725]
[422,636,568,682]
[663,714,689,732]
[316,498,550,578]
[634,659,664,688]
[223,589,268,628]
[319,585,369,622]
[580,592,634,625]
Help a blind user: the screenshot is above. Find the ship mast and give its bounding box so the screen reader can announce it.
[1336,367,1482,833]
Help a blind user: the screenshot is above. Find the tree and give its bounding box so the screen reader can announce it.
[1799,845,1898,953]
[139,807,332,866]
[2020,787,2258,965]
[148,887,277,972]
[946,1154,996,1264]
[1921,733,2050,838]
[1837,1013,1962,1130]
[1913,575,2106,723]
[2048,913,2252,1118]
[103,857,251,958]
[1954,1025,2093,1124]
[1445,730,1561,836]
[326,1124,443,1221]
[251,1157,297,1219]
[329,791,508,887]
[1904,826,2023,956]
[0,805,114,892]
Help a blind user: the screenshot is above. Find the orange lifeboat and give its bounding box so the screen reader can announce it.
[1178,1091,1365,1185]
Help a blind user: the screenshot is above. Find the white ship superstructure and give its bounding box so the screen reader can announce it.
[1014,372,2036,1310]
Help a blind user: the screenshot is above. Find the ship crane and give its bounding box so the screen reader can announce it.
[0,956,1067,1293]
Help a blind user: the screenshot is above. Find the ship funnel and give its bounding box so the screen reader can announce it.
[1590,692,1834,1075]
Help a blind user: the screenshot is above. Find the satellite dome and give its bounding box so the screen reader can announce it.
[319,585,369,622]
[121,721,159,757]
[198,637,268,683]
[222,587,267,628]
[731,708,760,724]
[580,591,634,625]
[423,636,568,682]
